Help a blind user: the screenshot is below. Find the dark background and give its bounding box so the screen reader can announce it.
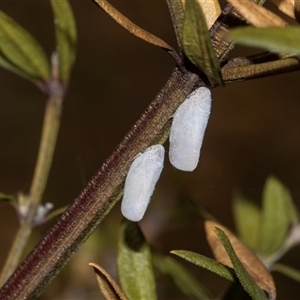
[0,1,300,299]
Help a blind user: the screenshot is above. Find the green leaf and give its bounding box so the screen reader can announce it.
[227,26,300,55]
[166,0,185,52]
[284,191,299,225]
[0,193,16,204]
[153,253,211,299]
[43,206,67,224]
[258,176,294,256]
[50,0,77,83]
[272,263,300,283]
[233,192,261,250]
[0,10,50,80]
[182,0,223,85]
[214,227,269,300]
[117,220,157,300]
[0,53,32,80]
[171,250,236,282]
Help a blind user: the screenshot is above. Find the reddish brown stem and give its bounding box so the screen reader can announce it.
[0,68,200,299]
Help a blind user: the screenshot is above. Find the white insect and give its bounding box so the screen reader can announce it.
[169,86,211,172]
[121,144,165,222]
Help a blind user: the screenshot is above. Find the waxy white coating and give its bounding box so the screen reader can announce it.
[169,87,211,171]
[121,144,165,222]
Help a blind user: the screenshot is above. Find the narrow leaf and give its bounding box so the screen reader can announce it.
[0,10,50,80]
[50,0,77,83]
[226,26,300,55]
[284,190,299,225]
[181,0,221,29]
[270,0,297,19]
[171,250,236,282]
[0,53,32,80]
[166,0,185,52]
[0,193,16,204]
[43,206,67,224]
[295,0,300,22]
[222,57,300,83]
[214,227,270,300]
[94,0,180,66]
[272,263,300,283]
[182,0,223,85]
[118,220,157,300]
[258,176,294,255]
[153,253,211,299]
[205,221,276,299]
[197,0,221,29]
[233,192,261,250]
[226,0,288,27]
[89,262,129,300]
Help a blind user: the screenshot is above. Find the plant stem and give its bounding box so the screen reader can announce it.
[0,68,201,300]
[0,2,281,297]
[0,96,62,287]
[29,97,61,205]
[263,224,300,268]
[222,57,300,82]
[0,2,248,296]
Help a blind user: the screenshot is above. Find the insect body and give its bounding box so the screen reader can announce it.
[121,144,165,222]
[169,87,211,171]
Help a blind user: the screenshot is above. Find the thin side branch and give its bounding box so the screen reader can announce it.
[223,57,300,82]
[0,95,62,287]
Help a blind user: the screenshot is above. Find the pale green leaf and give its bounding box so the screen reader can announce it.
[171,250,236,282]
[227,26,300,55]
[214,228,269,300]
[117,220,156,300]
[182,0,223,85]
[0,10,50,80]
[284,189,299,225]
[258,176,295,256]
[43,206,67,224]
[272,263,300,283]
[0,53,32,80]
[233,192,261,250]
[0,193,16,204]
[153,253,211,299]
[50,0,77,83]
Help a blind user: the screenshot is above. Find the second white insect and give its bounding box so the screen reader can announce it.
[121,144,165,222]
[169,87,212,172]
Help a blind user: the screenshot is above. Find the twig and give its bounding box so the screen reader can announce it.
[0,95,62,287]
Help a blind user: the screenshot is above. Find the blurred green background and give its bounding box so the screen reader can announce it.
[0,0,300,299]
